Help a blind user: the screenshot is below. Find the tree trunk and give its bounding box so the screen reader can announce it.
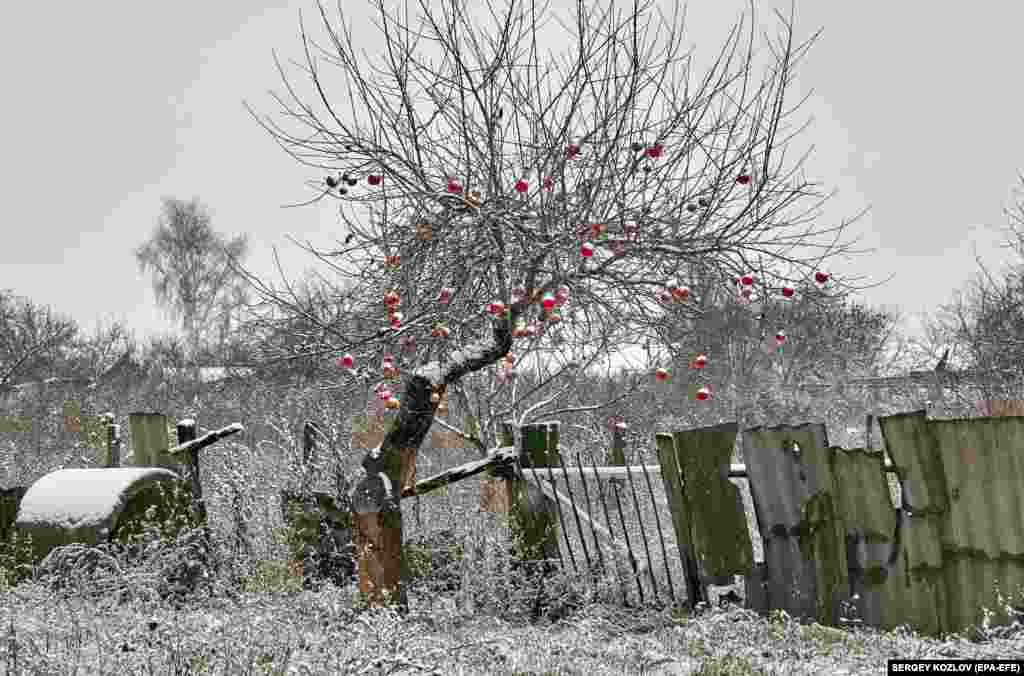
[348,315,514,612]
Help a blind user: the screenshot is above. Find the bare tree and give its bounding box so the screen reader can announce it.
[0,290,81,391]
[134,198,252,364]
[924,173,1024,387]
[245,0,870,610]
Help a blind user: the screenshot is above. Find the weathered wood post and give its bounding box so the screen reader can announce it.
[128,412,172,468]
[655,432,704,609]
[510,422,561,579]
[103,413,121,468]
[175,419,207,527]
[608,422,627,466]
[480,421,515,514]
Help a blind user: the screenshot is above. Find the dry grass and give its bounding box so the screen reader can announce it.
[3,451,1023,675]
[3,382,1024,674]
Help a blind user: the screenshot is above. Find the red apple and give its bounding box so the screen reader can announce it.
[655,367,670,381]
[741,273,754,286]
[736,174,751,185]
[368,174,383,185]
[487,300,506,314]
[337,353,354,368]
[515,178,529,193]
[580,241,595,257]
[695,385,711,401]
[781,286,795,298]
[815,271,830,284]
[692,353,707,369]
[775,331,786,345]
[671,285,690,301]
[542,294,556,309]
[389,312,403,327]
[447,178,463,194]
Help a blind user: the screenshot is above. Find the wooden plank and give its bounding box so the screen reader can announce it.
[656,433,702,607]
[401,446,517,498]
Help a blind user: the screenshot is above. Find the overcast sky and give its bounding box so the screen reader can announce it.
[2,1,1022,351]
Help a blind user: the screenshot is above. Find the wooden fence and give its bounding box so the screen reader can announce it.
[356,407,1024,638]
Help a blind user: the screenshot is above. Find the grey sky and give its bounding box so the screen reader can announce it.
[2,1,1022,349]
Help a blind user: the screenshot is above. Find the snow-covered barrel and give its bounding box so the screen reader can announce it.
[14,467,180,561]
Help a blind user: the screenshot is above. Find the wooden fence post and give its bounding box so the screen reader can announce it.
[510,422,561,578]
[480,421,515,513]
[608,423,626,467]
[104,413,121,468]
[176,419,207,527]
[655,433,703,608]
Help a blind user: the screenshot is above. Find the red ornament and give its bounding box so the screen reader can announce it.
[368,174,383,185]
[781,286,795,298]
[736,174,751,185]
[740,273,754,286]
[543,176,554,191]
[447,178,463,194]
[815,271,830,284]
[646,144,664,159]
[775,331,786,345]
[337,354,354,368]
[515,178,529,193]
[655,367,670,382]
[695,385,712,401]
[580,241,595,257]
[542,294,556,309]
[566,144,580,159]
